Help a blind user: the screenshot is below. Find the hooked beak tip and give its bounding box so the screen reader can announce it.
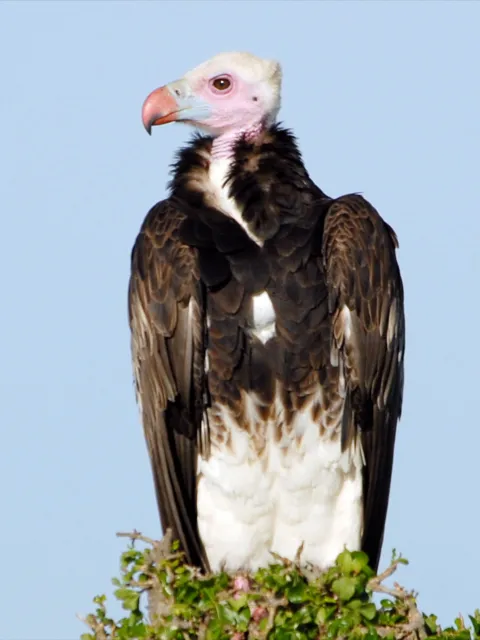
[142,85,179,135]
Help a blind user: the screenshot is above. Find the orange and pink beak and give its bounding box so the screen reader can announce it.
[141,80,211,134]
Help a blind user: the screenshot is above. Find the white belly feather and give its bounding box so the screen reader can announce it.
[197,388,364,573]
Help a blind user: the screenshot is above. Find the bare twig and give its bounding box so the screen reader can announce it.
[76,613,109,640]
[368,559,427,640]
[116,530,157,546]
[262,596,288,638]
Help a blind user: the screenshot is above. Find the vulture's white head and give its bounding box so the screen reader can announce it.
[142,52,282,140]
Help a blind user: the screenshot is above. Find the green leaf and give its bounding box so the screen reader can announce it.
[425,614,438,634]
[205,615,228,640]
[237,606,251,628]
[380,598,395,609]
[114,587,133,601]
[336,549,354,573]
[228,595,248,611]
[360,603,377,621]
[346,598,364,610]
[455,615,466,630]
[331,576,357,601]
[469,611,480,637]
[316,606,328,625]
[350,550,370,573]
[122,592,140,611]
[316,604,336,625]
[125,620,146,637]
[286,580,309,603]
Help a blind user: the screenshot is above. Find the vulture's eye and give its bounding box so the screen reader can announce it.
[212,76,231,91]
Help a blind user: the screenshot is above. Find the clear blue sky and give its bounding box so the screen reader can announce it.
[1,1,478,638]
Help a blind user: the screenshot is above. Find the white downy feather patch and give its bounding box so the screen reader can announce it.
[252,291,276,344]
[208,158,263,246]
[197,386,365,573]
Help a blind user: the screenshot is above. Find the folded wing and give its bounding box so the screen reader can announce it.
[128,200,209,568]
[322,193,405,570]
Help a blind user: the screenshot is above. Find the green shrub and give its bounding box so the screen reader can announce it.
[80,531,480,640]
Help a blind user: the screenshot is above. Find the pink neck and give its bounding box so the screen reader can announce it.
[211,121,265,161]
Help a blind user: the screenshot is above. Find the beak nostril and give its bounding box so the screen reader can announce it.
[174,89,180,97]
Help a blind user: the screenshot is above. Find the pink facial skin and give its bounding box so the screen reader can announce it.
[189,71,268,137]
[192,72,264,128]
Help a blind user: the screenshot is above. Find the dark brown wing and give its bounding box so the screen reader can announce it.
[128,199,209,569]
[322,193,405,571]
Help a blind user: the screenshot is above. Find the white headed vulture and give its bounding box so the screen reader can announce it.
[128,52,405,573]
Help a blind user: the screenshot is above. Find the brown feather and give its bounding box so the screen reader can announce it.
[128,200,209,569]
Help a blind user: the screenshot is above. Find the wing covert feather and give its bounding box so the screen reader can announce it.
[128,199,208,569]
[322,194,405,571]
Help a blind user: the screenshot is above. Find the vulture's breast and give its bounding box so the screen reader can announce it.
[194,156,364,573]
